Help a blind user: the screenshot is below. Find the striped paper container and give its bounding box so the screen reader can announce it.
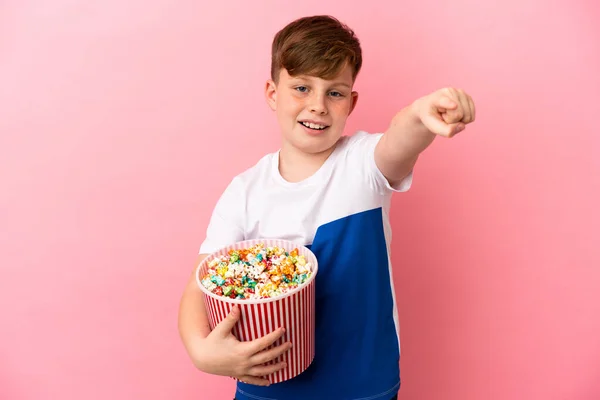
[195,239,318,384]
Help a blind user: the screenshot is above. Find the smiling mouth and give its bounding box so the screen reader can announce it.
[299,121,329,131]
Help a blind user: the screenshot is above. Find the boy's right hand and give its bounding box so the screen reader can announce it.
[191,305,292,386]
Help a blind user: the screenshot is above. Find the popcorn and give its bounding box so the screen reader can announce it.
[200,243,313,299]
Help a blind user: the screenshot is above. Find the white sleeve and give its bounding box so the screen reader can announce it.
[346,131,413,195]
[198,177,246,254]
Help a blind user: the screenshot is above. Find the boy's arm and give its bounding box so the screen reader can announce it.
[178,254,212,356]
[375,87,476,186]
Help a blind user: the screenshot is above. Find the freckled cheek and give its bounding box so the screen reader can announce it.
[289,96,306,109]
[280,97,305,118]
[328,101,351,117]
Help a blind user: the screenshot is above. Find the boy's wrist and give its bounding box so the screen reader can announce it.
[407,98,429,132]
[390,101,433,140]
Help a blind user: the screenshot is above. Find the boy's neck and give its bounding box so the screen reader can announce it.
[278,141,338,183]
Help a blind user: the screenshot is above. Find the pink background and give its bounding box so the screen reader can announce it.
[1,1,598,399]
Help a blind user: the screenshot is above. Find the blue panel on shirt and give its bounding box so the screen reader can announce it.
[236,208,400,400]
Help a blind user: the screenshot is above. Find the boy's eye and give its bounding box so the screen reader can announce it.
[295,86,308,93]
[329,91,343,97]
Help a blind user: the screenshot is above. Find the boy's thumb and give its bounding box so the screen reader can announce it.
[215,305,240,336]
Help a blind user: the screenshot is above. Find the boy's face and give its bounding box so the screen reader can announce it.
[265,64,358,156]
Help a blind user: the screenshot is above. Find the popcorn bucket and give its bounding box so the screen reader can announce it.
[195,239,318,384]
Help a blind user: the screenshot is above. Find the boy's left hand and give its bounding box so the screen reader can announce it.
[414,88,476,138]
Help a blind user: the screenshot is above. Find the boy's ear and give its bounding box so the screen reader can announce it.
[265,79,277,111]
[348,91,359,115]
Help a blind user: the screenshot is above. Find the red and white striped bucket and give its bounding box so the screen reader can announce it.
[195,239,318,384]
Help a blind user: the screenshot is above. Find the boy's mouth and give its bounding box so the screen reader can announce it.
[298,121,329,131]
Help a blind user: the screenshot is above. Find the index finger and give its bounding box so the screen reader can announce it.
[246,327,286,354]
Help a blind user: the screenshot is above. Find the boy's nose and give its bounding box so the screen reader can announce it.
[309,96,327,115]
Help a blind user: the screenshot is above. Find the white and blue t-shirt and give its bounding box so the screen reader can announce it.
[199,130,413,400]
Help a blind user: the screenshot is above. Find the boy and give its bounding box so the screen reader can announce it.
[178,15,475,400]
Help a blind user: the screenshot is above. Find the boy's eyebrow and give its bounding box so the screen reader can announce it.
[291,76,352,89]
[332,82,352,89]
